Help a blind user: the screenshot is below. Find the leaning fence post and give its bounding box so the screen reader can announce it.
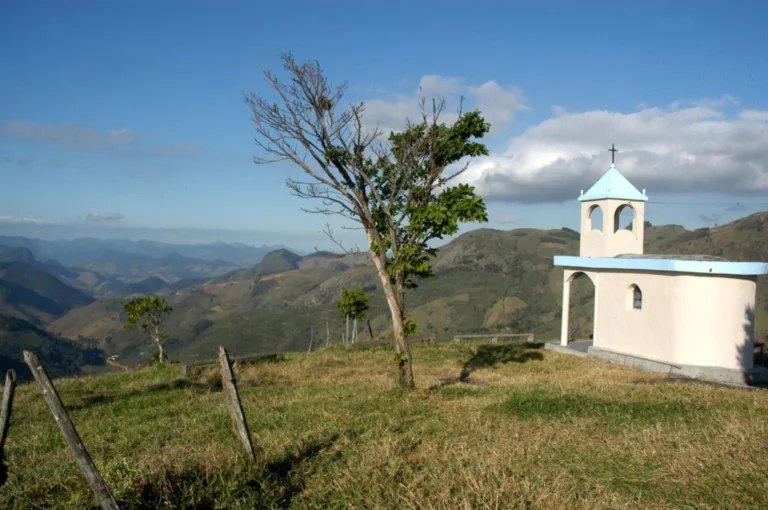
[22,351,119,510]
[0,369,17,487]
[0,370,16,455]
[218,346,256,460]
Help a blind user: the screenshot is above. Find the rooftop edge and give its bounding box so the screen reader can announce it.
[553,255,768,276]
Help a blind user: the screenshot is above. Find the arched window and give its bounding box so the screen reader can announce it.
[628,284,642,310]
[588,205,603,232]
[614,204,635,232]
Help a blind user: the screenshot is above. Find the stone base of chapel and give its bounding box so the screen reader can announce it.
[587,346,768,387]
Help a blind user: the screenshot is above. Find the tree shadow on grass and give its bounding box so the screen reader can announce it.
[66,379,222,412]
[436,342,545,388]
[119,433,341,509]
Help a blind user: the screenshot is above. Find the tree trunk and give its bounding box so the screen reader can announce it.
[367,318,374,341]
[157,341,165,364]
[352,319,358,344]
[367,236,414,388]
[152,324,166,365]
[154,333,165,364]
[345,315,350,348]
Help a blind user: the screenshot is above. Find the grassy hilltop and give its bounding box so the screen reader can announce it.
[3,342,767,509]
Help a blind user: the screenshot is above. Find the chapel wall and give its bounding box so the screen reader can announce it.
[593,271,678,363]
[671,274,757,370]
[594,270,758,371]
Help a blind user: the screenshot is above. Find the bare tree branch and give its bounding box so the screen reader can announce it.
[322,223,361,254]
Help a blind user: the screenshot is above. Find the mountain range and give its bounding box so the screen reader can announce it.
[1,212,766,374]
[0,236,296,266]
[0,236,293,297]
[0,237,294,376]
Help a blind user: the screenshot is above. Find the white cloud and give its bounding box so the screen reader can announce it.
[467,81,528,134]
[456,100,768,202]
[740,110,768,122]
[86,212,124,222]
[418,75,462,95]
[360,80,768,201]
[495,215,516,225]
[361,75,528,135]
[0,215,56,226]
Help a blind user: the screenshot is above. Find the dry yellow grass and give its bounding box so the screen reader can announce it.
[2,342,767,509]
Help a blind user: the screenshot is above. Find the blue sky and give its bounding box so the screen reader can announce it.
[1,0,767,250]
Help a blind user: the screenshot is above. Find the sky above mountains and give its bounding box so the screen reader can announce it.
[2,0,768,250]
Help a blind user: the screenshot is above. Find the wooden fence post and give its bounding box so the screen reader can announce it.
[0,370,16,455]
[0,369,17,487]
[218,347,256,460]
[22,351,119,510]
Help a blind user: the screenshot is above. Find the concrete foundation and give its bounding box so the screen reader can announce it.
[544,342,588,358]
[587,346,768,386]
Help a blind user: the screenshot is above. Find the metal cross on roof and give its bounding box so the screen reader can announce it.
[608,143,618,164]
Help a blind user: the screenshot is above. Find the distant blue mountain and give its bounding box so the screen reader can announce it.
[0,235,297,267]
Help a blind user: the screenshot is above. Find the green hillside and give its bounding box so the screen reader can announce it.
[0,313,107,380]
[48,212,768,366]
[214,248,303,283]
[0,261,95,324]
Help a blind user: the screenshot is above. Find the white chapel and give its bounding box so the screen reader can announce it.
[553,155,768,385]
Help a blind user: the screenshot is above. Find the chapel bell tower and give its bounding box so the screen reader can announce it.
[578,145,649,257]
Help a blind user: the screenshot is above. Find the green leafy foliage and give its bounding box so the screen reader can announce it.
[404,316,418,338]
[123,295,173,362]
[368,111,491,290]
[336,287,369,320]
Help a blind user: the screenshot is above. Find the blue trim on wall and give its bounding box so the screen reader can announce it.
[553,255,768,276]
